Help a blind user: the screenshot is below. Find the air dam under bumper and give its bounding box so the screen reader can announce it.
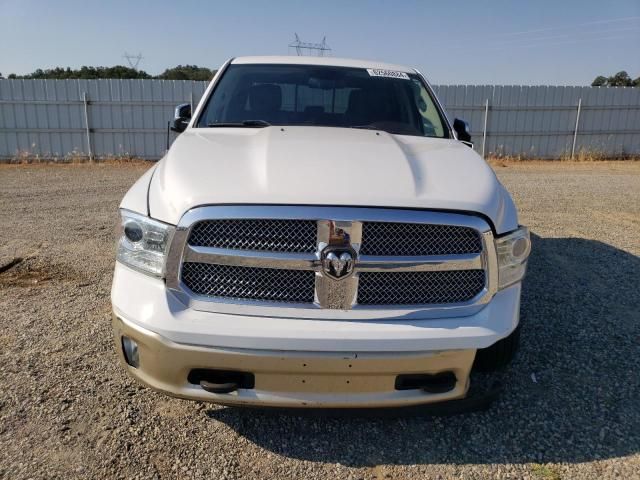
[111,264,521,408]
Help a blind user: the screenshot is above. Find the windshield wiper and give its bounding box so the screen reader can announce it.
[207,120,271,128]
[350,125,381,131]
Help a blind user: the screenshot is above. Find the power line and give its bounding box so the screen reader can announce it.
[482,25,639,48]
[487,15,640,39]
[456,31,639,53]
[450,23,640,52]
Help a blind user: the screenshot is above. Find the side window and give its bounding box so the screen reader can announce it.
[411,79,444,137]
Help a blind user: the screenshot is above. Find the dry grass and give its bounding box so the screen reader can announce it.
[487,158,640,171]
[0,156,151,166]
[0,147,152,165]
[486,151,640,164]
[531,464,562,480]
[6,150,640,166]
[3,154,638,168]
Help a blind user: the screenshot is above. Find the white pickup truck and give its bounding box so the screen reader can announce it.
[111,56,530,411]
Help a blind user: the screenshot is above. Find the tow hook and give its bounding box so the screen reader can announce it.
[200,380,239,394]
[189,368,255,393]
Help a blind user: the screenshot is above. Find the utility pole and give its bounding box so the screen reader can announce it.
[123,52,143,70]
[288,34,332,56]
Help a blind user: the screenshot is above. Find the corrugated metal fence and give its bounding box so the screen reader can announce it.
[436,85,640,158]
[1,79,639,160]
[0,79,208,160]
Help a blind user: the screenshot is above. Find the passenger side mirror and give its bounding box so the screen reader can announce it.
[170,103,192,133]
[453,118,472,147]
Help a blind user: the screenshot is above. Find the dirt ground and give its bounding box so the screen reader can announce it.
[0,161,639,479]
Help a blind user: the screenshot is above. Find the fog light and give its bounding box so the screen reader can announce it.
[121,336,139,368]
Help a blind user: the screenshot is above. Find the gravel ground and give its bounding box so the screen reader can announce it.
[0,161,639,480]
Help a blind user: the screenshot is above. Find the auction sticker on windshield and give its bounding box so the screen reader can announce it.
[366,69,410,80]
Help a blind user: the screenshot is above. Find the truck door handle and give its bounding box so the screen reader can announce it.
[200,380,239,394]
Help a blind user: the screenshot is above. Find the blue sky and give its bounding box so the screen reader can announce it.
[1,0,638,85]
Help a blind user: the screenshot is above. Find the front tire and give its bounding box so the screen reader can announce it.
[473,325,521,372]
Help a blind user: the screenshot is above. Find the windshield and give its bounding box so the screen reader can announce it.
[196,64,450,138]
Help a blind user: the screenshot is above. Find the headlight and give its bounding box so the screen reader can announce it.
[116,210,175,277]
[495,226,531,289]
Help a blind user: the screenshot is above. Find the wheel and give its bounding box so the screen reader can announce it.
[473,325,521,372]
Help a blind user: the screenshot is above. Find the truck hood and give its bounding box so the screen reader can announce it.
[148,126,517,232]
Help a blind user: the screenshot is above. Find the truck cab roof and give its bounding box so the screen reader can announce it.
[231,56,416,74]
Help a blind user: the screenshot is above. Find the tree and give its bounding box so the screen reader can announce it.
[591,70,639,87]
[609,71,632,86]
[9,65,152,79]
[156,65,216,81]
[5,64,215,80]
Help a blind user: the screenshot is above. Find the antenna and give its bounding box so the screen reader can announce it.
[288,34,332,57]
[123,52,143,70]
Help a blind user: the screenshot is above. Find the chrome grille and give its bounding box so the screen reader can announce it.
[360,222,482,256]
[357,270,486,305]
[168,206,496,314]
[181,262,315,303]
[188,219,317,253]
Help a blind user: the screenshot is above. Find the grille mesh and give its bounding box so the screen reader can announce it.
[360,222,482,256]
[188,219,317,253]
[357,270,485,305]
[181,262,315,303]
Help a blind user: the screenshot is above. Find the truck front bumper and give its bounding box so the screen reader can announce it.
[114,314,478,408]
[111,264,520,408]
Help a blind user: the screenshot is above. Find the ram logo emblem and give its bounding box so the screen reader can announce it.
[321,247,356,280]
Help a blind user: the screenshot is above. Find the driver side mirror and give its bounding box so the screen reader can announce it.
[453,118,472,147]
[170,103,191,133]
